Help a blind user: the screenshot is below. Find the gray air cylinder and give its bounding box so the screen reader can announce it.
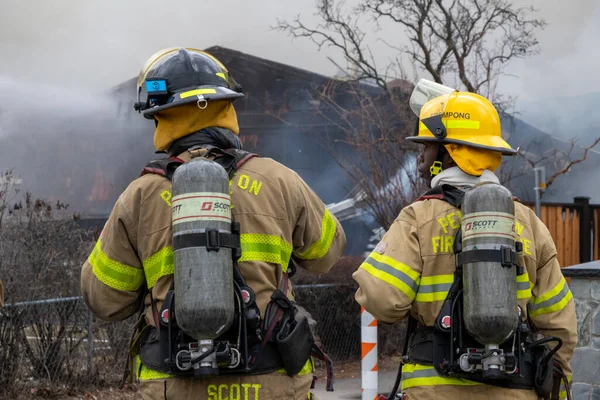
[461,182,518,346]
[171,157,234,341]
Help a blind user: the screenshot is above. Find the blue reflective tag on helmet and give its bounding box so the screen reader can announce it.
[145,79,168,94]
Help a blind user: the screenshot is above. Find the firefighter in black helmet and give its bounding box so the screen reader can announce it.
[81,48,346,400]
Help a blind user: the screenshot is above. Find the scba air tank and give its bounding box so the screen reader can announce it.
[171,157,234,341]
[461,182,518,346]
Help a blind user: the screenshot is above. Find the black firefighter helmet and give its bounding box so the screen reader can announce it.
[134,47,245,119]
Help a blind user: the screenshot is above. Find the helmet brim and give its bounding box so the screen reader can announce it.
[143,86,244,119]
[405,136,519,156]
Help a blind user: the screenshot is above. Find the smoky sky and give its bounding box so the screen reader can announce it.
[1,0,599,102]
[0,0,599,212]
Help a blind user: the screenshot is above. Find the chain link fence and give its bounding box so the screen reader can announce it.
[1,283,407,398]
[0,177,404,399]
[295,284,361,361]
[0,296,136,398]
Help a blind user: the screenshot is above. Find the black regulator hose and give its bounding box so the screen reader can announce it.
[386,360,403,400]
[386,316,418,399]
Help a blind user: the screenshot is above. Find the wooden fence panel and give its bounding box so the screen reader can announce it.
[525,204,580,268]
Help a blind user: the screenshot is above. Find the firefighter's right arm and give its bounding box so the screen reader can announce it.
[529,220,577,392]
[353,207,422,324]
[80,194,144,322]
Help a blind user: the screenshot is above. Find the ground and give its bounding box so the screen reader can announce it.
[8,357,402,399]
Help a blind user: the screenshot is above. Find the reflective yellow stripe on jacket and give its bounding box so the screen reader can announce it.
[141,234,295,288]
[414,272,532,303]
[143,247,174,289]
[277,357,314,376]
[530,276,572,317]
[296,209,337,260]
[136,356,314,381]
[401,364,482,390]
[517,271,532,300]
[359,253,420,301]
[416,274,452,302]
[239,234,293,272]
[88,239,144,292]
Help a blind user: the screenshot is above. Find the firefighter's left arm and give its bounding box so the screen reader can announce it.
[290,174,347,273]
[529,228,577,393]
[80,193,144,322]
[353,206,422,324]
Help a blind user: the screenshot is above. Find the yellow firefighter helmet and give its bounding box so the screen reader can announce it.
[406,79,517,156]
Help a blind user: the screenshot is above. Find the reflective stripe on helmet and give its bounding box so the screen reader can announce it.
[239,234,293,272]
[89,240,144,292]
[420,120,481,131]
[296,209,337,260]
[179,88,217,99]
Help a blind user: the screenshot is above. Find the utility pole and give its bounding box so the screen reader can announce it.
[534,167,546,217]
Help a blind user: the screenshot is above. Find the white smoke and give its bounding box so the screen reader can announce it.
[0,0,598,209]
[0,75,153,214]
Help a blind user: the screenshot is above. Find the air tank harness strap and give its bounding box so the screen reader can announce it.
[206,147,258,179]
[456,245,524,275]
[140,156,185,180]
[416,184,465,208]
[172,229,241,257]
[311,344,335,392]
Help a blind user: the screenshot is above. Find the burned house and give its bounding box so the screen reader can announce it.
[2,46,595,257]
[35,46,380,255]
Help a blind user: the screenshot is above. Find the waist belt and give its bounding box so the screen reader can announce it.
[139,326,285,377]
[407,327,537,391]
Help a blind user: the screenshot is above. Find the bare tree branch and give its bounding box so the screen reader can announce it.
[545,136,600,189]
[512,136,600,197]
[275,0,600,226]
[307,79,424,228]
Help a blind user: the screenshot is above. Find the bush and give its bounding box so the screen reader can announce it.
[0,171,100,398]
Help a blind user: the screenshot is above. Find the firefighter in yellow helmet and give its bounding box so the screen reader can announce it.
[353,80,576,400]
[80,48,346,400]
